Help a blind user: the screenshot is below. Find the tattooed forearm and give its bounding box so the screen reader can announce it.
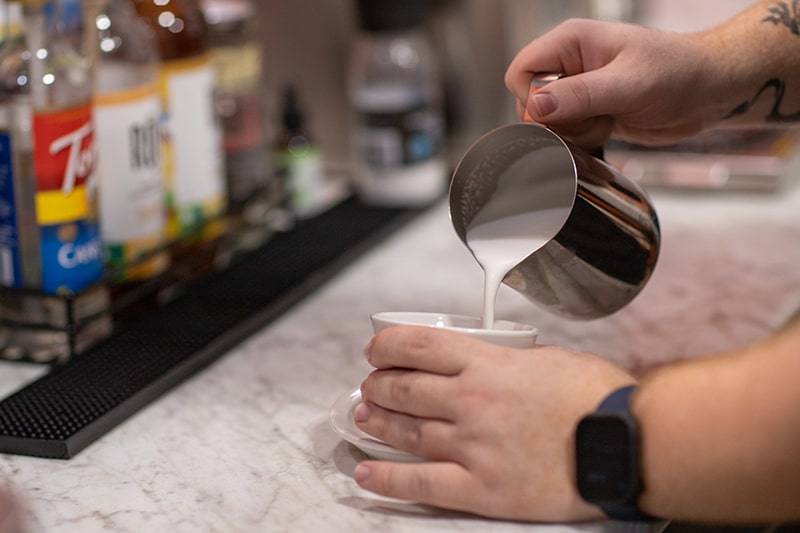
[762,1,800,35]
[724,78,800,122]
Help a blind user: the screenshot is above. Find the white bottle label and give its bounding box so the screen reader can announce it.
[161,56,226,232]
[352,84,443,169]
[94,83,164,244]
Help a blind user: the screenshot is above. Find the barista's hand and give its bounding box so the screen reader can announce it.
[0,487,21,533]
[353,325,636,522]
[505,18,714,149]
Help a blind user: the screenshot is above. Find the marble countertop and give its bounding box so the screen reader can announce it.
[1,181,800,532]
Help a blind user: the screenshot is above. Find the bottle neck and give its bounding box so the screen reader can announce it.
[1,3,21,43]
[132,0,210,62]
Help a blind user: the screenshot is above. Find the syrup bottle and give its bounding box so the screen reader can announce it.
[0,0,103,295]
[199,0,268,215]
[200,0,278,249]
[131,0,226,242]
[274,85,325,220]
[86,0,169,285]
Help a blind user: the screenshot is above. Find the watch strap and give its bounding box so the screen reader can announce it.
[594,384,636,415]
[592,385,657,522]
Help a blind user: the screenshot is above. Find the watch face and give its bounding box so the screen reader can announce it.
[576,414,637,503]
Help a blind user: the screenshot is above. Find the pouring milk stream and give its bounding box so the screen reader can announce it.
[467,208,569,329]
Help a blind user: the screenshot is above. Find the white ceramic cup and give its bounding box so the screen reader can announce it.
[370,311,538,349]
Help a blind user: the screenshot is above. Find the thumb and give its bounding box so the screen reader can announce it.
[526,70,623,125]
[354,460,479,512]
[523,73,614,149]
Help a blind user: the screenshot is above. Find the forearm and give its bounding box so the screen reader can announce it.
[635,320,800,522]
[697,0,800,128]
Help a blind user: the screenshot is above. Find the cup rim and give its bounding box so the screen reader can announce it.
[370,311,538,337]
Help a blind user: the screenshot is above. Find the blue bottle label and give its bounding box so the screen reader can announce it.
[39,220,104,294]
[0,132,24,287]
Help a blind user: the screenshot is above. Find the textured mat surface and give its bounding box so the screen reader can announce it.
[0,198,421,459]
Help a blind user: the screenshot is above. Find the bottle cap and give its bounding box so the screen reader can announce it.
[200,0,255,26]
[355,0,424,32]
[282,85,303,131]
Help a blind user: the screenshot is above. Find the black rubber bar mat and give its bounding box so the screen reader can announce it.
[0,197,424,459]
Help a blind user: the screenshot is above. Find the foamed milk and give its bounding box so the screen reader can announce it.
[466,208,569,329]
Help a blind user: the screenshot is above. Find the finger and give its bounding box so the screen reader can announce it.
[361,368,458,420]
[354,400,458,461]
[515,99,527,121]
[546,115,615,151]
[519,74,615,148]
[366,325,487,374]
[505,37,571,106]
[504,19,602,104]
[354,460,485,514]
[525,69,631,126]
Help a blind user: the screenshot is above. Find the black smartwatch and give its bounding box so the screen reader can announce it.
[575,385,656,521]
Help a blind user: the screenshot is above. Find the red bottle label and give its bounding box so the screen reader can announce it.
[33,104,96,224]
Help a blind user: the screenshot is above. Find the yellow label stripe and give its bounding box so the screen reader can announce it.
[36,185,90,225]
[93,82,158,106]
[161,54,211,75]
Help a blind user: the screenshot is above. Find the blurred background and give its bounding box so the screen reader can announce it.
[259,0,756,168]
[0,0,775,365]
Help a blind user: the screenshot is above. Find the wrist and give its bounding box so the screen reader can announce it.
[686,30,743,128]
[575,384,657,521]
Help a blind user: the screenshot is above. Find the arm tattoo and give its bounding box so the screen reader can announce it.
[724,78,800,122]
[729,3,800,121]
[762,1,800,35]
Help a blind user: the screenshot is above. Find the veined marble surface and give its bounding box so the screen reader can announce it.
[1,181,799,533]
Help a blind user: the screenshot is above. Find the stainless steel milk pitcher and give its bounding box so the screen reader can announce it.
[449,121,660,320]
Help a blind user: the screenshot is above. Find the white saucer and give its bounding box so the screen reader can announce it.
[329,387,424,463]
